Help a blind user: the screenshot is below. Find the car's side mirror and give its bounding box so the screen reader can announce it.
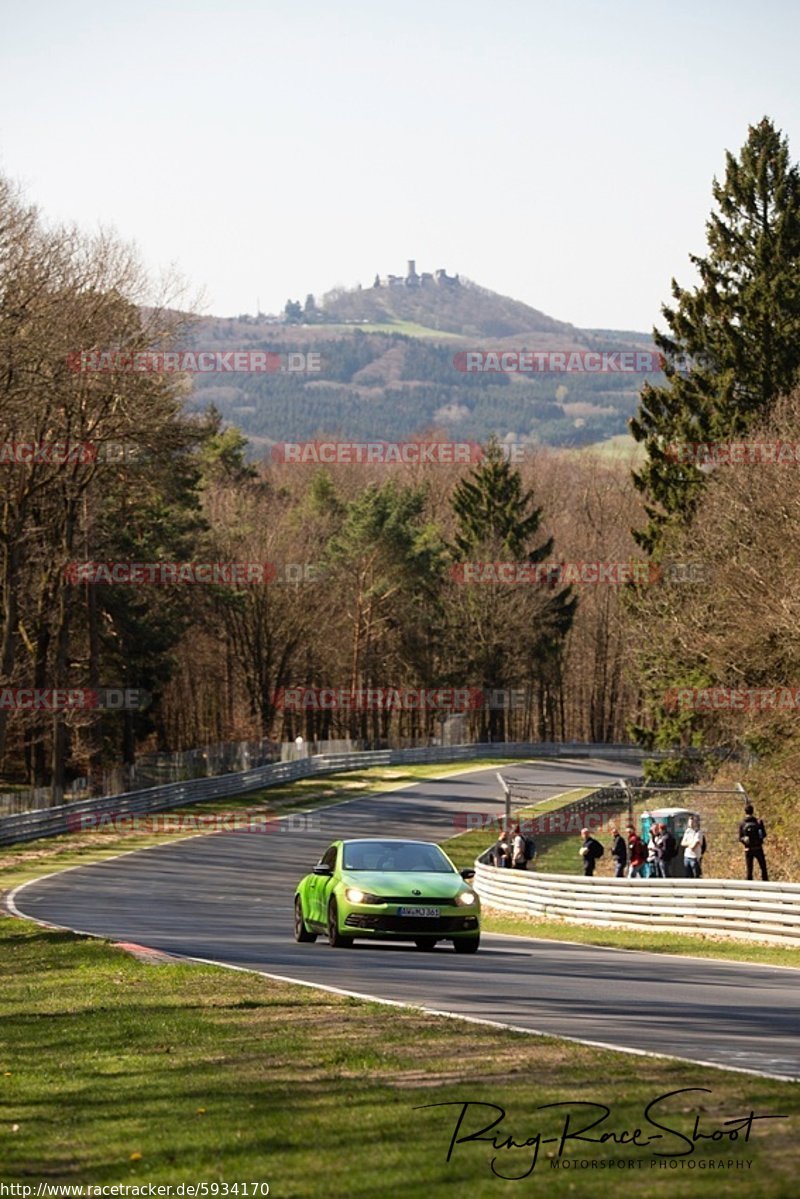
[460,868,476,880]
[313,863,333,876]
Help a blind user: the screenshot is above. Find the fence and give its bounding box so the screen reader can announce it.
[0,738,284,815]
[0,741,685,847]
[0,732,677,817]
[473,861,800,945]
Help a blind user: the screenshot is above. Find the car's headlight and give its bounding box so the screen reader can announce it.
[456,890,477,906]
[345,887,381,904]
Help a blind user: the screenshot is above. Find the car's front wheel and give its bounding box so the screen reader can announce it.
[453,935,480,954]
[294,896,317,942]
[327,899,354,948]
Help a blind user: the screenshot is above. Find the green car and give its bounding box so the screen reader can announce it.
[294,837,481,952]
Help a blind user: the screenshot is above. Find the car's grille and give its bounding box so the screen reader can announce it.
[345,914,479,933]
[372,896,456,905]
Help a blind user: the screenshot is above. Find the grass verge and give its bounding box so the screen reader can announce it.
[1,917,797,1195]
[480,910,800,968]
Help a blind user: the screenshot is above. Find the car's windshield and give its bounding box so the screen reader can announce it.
[342,840,454,873]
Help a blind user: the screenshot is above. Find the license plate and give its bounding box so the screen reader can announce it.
[398,906,439,918]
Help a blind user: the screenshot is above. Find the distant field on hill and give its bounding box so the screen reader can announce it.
[573,433,644,460]
[321,319,465,339]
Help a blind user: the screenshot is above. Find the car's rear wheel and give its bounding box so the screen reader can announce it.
[327,899,354,948]
[294,896,317,942]
[414,937,438,951]
[453,935,480,954]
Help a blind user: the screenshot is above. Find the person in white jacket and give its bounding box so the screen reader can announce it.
[681,816,705,879]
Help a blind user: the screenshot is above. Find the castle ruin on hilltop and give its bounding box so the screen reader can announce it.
[373,260,460,289]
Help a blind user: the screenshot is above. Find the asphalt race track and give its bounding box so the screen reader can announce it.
[8,759,800,1080]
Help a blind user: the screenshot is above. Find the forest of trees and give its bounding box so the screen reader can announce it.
[184,332,641,449]
[2,117,800,806]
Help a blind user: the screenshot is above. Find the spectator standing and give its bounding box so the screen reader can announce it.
[652,823,673,879]
[681,816,705,879]
[661,826,678,876]
[610,826,627,878]
[739,803,768,881]
[627,828,647,878]
[511,823,529,870]
[645,823,660,879]
[579,827,604,876]
[490,828,512,868]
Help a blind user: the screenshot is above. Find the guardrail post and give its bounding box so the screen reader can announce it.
[618,778,632,826]
[496,771,511,828]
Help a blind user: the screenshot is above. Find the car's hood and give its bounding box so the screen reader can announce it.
[340,871,469,899]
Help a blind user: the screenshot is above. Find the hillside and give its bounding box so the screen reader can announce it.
[183,268,659,456]
[318,272,576,338]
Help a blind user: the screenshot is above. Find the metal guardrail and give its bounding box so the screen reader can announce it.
[473,862,800,945]
[0,741,677,847]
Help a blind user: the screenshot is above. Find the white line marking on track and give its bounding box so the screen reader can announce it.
[4,883,797,1083]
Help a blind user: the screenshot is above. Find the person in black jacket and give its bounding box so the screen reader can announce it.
[579,827,604,876]
[610,826,627,878]
[738,803,768,881]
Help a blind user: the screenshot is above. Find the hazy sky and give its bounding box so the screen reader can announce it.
[1,0,798,330]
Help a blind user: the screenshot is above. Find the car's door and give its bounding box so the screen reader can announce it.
[317,843,340,921]
[309,843,338,924]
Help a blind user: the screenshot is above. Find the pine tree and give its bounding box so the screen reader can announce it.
[631,118,800,553]
[449,440,575,739]
[452,438,554,562]
[324,481,447,740]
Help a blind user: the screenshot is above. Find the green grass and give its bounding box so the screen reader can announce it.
[570,434,646,461]
[1,918,797,1194]
[481,912,800,969]
[317,320,464,340]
